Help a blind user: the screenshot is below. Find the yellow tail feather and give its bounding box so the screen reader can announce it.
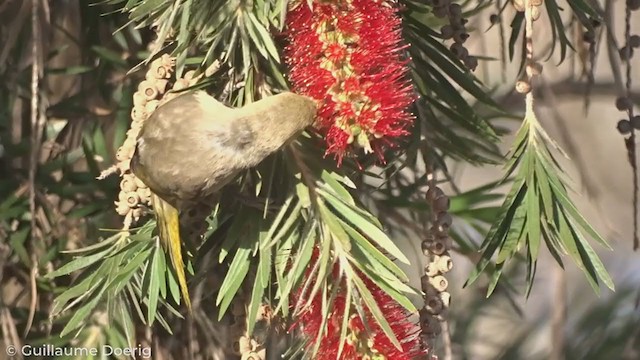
[151,193,192,313]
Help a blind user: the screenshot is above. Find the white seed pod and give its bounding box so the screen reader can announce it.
[241,352,262,360]
[118,190,129,202]
[115,146,131,162]
[154,79,169,94]
[440,291,451,307]
[129,120,144,133]
[120,174,138,192]
[148,61,169,79]
[172,78,190,91]
[138,80,159,100]
[132,92,148,107]
[145,99,160,114]
[512,0,525,12]
[125,191,140,208]
[429,275,449,292]
[515,80,532,94]
[162,92,178,103]
[149,56,163,68]
[136,187,151,204]
[249,338,259,350]
[131,106,147,121]
[134,175,148,189]
[531,6,541,21]
[184,70,197,80]
[121,138,136,155]
[160,54,176,68]
[434,254,453,273]
[115,200,130,216]
[424,262,440,277]
[238,336,252,354]
[126,128,140,140]
[118,160,131,173]
[421,276,440,298]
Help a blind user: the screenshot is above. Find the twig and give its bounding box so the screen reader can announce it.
[595,0,625,94]
[550,263,567,360]
[1,308,23,359]
[523,1,535,121]
[597,2,638,240]
[496,0,506,83]
[24,0,42,338]
[623,0,639,250]
[441,319,453,360]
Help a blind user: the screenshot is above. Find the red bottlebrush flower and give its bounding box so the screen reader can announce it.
[285,0,415,165]
[291,256,425,359]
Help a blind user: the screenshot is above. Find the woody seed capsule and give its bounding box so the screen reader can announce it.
[616,96,633,111]
[515,80,531,94]
[429,275,449,292]
[426,186,444,201]
[434,194,450,211]
[617,119,632,135]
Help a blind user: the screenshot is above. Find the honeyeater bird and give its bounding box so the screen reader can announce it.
[130,91,318,312]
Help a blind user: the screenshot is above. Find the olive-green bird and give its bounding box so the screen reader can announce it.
[130,91,317,312]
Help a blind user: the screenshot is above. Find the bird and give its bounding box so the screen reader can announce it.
[130,91,318,312]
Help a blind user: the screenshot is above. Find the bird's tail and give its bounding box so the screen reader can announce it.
[151,193,192,312]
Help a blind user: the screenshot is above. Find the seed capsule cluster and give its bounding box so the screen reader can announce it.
[615,0,640,136]
[99,54,202,229]
[427,0,478,71]
[419,185,452,343]
[512,0,543,20]
[619,0,640,61]
[513,0,544,94]
[228,293,269,360]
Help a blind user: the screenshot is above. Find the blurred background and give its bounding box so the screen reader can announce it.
[401,1,640,358]
[0,0,639,359]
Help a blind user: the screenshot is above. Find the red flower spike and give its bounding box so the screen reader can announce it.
[285,0,415,165]
[291,254,426,359]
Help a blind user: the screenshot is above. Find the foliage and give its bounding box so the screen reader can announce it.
[0,0,636,359]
